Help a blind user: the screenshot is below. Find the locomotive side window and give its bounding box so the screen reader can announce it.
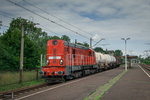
[89,51,92,56]
[52,40,58,45]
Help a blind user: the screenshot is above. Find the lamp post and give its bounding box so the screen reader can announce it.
[121,38,130,71]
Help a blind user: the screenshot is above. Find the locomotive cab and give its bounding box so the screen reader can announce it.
[42,40,66,79]
[46,40,65,67]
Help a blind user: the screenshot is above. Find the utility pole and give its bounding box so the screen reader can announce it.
[75,39,77,44]
[90,38,92,48]
[19,23,24,83]
[0,21,2,27]
[75,39,77,48]
[40,54,43,67]
[0,21,2,35]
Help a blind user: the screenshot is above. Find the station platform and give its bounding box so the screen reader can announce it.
[4,64,149,100]
[101,64,150,100]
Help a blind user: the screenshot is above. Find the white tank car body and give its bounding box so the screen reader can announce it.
[95,52,100,63]
[95,52,116,68]
[111,56,116,63]
[107,55,116,63]
[95,52,107,67]
[101,54,107,63]
[95,52,106,63]
[95,52,104,67]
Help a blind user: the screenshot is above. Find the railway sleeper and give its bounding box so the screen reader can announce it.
[0,92,14,99]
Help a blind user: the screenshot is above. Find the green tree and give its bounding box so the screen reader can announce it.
[61,35,70,42]
[94,47,105,53]
[76,42,89,48]
[49,35,61,40]
[9,17,48,55]
[83,42,89,47]
[0,39,15,71]
[1,27,40,71]
[114,50,123,56]
[140,56,150,65]
[0,28,21,71]
[0,17,44,71]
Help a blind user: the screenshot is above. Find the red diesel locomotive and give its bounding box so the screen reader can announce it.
[42,40,97,82]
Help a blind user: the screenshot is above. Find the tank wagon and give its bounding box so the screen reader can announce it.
[95,52,117,70]
[41,40,120,82]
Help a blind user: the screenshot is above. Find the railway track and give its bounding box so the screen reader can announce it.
[0,76,90,99]
[140,64,150,71]
[0,83,49,100]
[0,75,92,99]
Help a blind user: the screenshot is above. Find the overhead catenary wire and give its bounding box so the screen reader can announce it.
[92,38,105,47]
[39,24,61,36]
[145,43,150,45]
[0,11,13,19]
[6,0,90,40]
[0,10,73,39]
[24,0,98,43]
[22,0,93,37]
[0,12,11,29]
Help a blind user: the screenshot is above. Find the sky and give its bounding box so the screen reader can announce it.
[0,0,150,57]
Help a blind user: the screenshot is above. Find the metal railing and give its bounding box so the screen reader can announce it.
[66,54,94,66]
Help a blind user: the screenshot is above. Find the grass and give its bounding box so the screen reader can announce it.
[0,71,45,92]
[0,71,40,86]
[0,80,45,92]
[0,72,19,86]
[84,70,127,100]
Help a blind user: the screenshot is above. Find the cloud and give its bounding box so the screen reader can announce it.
[0,0,150,55]
[96,6,117,16]
[92,34,101,41]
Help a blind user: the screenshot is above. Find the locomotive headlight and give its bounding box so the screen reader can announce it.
[39,71,44,75]
[60,59,63,65]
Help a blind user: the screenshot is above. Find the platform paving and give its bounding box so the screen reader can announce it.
[15,66,123,100]
[101,64,150,100]
[14,64,150,100]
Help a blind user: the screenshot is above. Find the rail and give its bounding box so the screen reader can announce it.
[140,64,150,71]
[0,83,47,99]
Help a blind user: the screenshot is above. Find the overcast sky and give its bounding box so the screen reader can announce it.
[0,0,150,56]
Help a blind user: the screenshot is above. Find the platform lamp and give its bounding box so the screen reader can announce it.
[121,38,130,71]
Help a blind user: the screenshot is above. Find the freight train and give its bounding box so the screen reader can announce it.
[41,40,121,82]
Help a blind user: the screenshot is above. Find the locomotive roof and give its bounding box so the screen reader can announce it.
[64,41,89,50]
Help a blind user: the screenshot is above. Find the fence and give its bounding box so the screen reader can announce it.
[0,68,41,86]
